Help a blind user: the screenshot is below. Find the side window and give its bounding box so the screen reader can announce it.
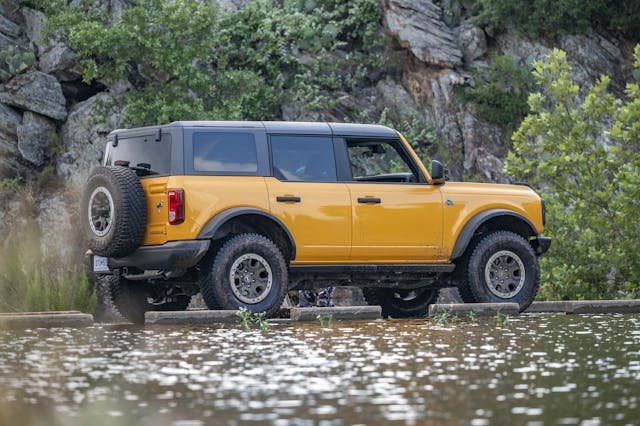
[193,132,257,173]
[271,135,337,182]
[346,139,418,183]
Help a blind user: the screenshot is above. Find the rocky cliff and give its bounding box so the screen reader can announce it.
[0,0,636,295]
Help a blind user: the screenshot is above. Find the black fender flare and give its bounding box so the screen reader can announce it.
[450,209,538,260]
[196,207,296,260]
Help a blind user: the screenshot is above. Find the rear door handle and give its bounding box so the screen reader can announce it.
[357,197,381,204]
[276,196,301,203]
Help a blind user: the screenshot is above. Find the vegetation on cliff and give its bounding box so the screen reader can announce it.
[34,0,387,125]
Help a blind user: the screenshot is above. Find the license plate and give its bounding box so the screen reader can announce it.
[93,255,110,273]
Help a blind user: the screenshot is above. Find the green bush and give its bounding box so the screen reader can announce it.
[478,0,640,40]
[35,0,386,126]
[505,46,640,300]
[461,54,534,128]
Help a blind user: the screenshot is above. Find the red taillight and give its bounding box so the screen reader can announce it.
[168,189,184,225]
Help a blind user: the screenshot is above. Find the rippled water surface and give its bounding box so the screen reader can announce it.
[1,314,639,425]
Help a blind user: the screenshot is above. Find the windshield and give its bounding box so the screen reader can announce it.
[104,133,172,176]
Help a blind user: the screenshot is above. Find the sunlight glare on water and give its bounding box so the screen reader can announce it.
[0,314,639,425]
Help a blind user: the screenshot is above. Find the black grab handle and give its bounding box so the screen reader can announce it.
[276,196,301,203]
[357,197,381,204]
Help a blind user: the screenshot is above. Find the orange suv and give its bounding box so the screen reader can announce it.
[82,121,550,323]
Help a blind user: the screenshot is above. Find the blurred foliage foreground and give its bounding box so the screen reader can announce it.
[0,195,96,313]
[506,46,640,300]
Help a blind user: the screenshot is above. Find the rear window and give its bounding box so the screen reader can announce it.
[193,132,258,173]
[104,133,172,175]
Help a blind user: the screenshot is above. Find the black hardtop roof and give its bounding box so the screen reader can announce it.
[108,121,398,138]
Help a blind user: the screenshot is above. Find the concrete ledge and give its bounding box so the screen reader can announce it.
[429,303,519,317]
[525,301,569,313]
[145,309,241,325]
[566,300,640,314]
[0,311,93,329]
[289,306,382,321]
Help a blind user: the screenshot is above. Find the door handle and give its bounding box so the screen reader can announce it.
[357,197,381,204]
[276,196,301,203]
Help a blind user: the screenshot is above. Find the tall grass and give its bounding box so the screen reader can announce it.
[0,190,96,314]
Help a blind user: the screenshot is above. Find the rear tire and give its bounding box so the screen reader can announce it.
[363,287,438,318]
[108,276,191,324]
[81,166,147,258]
[457,231,539,312]
[200,233,287,318]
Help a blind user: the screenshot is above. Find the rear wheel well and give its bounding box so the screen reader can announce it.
[210,214,293,261]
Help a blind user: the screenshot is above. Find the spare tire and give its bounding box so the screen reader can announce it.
[81,166,147,258]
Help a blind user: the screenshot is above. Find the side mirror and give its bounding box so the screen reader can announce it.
[431,160,445,185]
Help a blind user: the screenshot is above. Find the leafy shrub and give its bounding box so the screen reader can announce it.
[461,54,534,128]
[35,0,386,126]
[505,46,640,300]
[478,0,640,40]
[0,45,36,82]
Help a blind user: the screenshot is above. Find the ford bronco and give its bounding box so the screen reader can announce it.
[82,121,551,323]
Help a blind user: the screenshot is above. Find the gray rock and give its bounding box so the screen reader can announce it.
[456,19,487,63]
[0,102,20,156]
[0,32,16,49]
[415,68,466,179]
[0,311,93,329]
[17,111,56,166]
[376,79,420,118]
[383,0,462,67]
[429,302,519,317]
[565,299,640,314]
[57,93,123,185]
[281,102,327,121]
[37,191,86,269]
[525,301,568,313]
[21,7,49,54]
[290,306,382,321]
[39,42,83,82]
[0,14,20,38]
[459,107,508,181]
[436,287,463,304]
[0,1,21,16]
[216,0,249,12]
[495,30,552,65]
[0,71,67,120]
[560,33,625,93]
[145,310,243,326]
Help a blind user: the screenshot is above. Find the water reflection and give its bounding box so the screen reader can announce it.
[1,314,639,425]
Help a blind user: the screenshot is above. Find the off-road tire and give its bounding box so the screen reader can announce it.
[108,276,191,324]
[363,287,438,318]
[200,233,287,318]
[81,166,147,258]
[458,231,539,312]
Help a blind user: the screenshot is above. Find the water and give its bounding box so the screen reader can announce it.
[1,314,639,425]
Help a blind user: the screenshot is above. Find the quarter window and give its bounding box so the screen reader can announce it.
[193,132,258,173]
[271,135,337,182]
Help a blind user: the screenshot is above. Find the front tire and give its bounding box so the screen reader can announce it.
[457,231,539,311]
[363,287,438,318]
[200,233,287,318]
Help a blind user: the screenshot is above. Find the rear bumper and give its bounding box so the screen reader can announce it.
[532,236,552,256]
[107,240,210,271]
